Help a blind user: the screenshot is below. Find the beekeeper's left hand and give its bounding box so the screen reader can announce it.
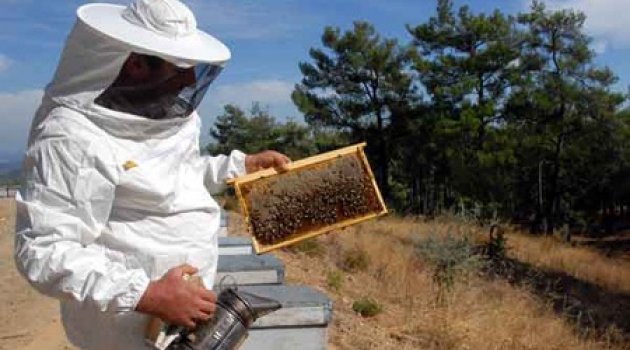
[245,151,291,173]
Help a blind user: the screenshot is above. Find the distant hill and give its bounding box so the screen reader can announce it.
[0,161,20,172]
[0,160,21,185]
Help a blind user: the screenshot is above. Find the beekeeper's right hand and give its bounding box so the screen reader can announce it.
[135,264,217,329]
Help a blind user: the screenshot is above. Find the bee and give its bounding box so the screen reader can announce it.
[243,152,383,246]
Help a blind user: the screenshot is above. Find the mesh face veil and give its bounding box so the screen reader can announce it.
[175,63,223,117]
[95,53,223,120]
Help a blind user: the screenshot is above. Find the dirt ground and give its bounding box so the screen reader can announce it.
[0,199,76,350]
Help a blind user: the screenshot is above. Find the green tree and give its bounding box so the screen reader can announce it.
[292,21,416,200]
[407,0,521,216]
[207,104,276,155]
[507,1,625,233]
[206,104,345,160]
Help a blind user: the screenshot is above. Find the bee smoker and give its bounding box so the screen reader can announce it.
[151,286,281,350]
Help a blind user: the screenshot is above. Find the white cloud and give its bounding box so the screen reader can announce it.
[533,0,630,52]
[210,80,295,107]
[0,54,11,72]
[591,40,608,54]
[0,82,299,155]
[0,90,43,156]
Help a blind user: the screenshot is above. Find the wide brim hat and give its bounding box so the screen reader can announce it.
[77,1,231,66]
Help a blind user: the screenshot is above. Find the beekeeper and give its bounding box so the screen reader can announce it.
[14,1,289,349]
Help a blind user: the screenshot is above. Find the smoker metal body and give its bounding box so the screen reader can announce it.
[148,287,281,350]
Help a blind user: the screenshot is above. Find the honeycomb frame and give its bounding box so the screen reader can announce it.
[226,143,388,254]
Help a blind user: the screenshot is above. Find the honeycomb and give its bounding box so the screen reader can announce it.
[229,143,387,253]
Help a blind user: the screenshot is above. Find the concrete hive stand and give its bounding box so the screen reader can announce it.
[216,235,333,350]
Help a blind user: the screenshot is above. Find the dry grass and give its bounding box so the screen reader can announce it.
[258,215,630,350]
[504,232,630,294]
[3,200,628,349]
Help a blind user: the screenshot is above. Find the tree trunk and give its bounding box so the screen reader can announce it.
[376,110,390,201]
[547,132,565,235]
[415,174,423,214]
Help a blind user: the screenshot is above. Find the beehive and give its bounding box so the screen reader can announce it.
[227,143,387,254]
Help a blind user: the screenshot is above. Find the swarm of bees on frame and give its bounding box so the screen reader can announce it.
[241,154,383,245]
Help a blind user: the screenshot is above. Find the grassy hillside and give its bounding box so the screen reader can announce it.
[3,198,628,349]
[230,213,630,349]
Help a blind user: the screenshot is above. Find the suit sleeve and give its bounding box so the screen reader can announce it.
[14,137,150,313]
[201,150,248,194]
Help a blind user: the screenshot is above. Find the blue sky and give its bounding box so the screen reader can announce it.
[1,0,629,163]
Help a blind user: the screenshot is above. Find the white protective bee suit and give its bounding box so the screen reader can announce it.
[14,1,246,349]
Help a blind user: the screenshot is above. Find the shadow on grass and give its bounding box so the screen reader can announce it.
[483,255,630,341]
[573,234,630,260]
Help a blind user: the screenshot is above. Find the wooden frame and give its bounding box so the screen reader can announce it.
[226,142,388,254]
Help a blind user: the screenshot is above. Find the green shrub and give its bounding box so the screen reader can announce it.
[326,270,344,292]
[352,297,383,317]
[415,233,482,303]
[340,248,370,272]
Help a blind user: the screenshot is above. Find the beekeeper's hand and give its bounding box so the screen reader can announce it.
[245,150,291,173]
[136,264,217,329]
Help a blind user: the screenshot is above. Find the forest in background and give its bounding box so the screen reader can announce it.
[206,0,630,235]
